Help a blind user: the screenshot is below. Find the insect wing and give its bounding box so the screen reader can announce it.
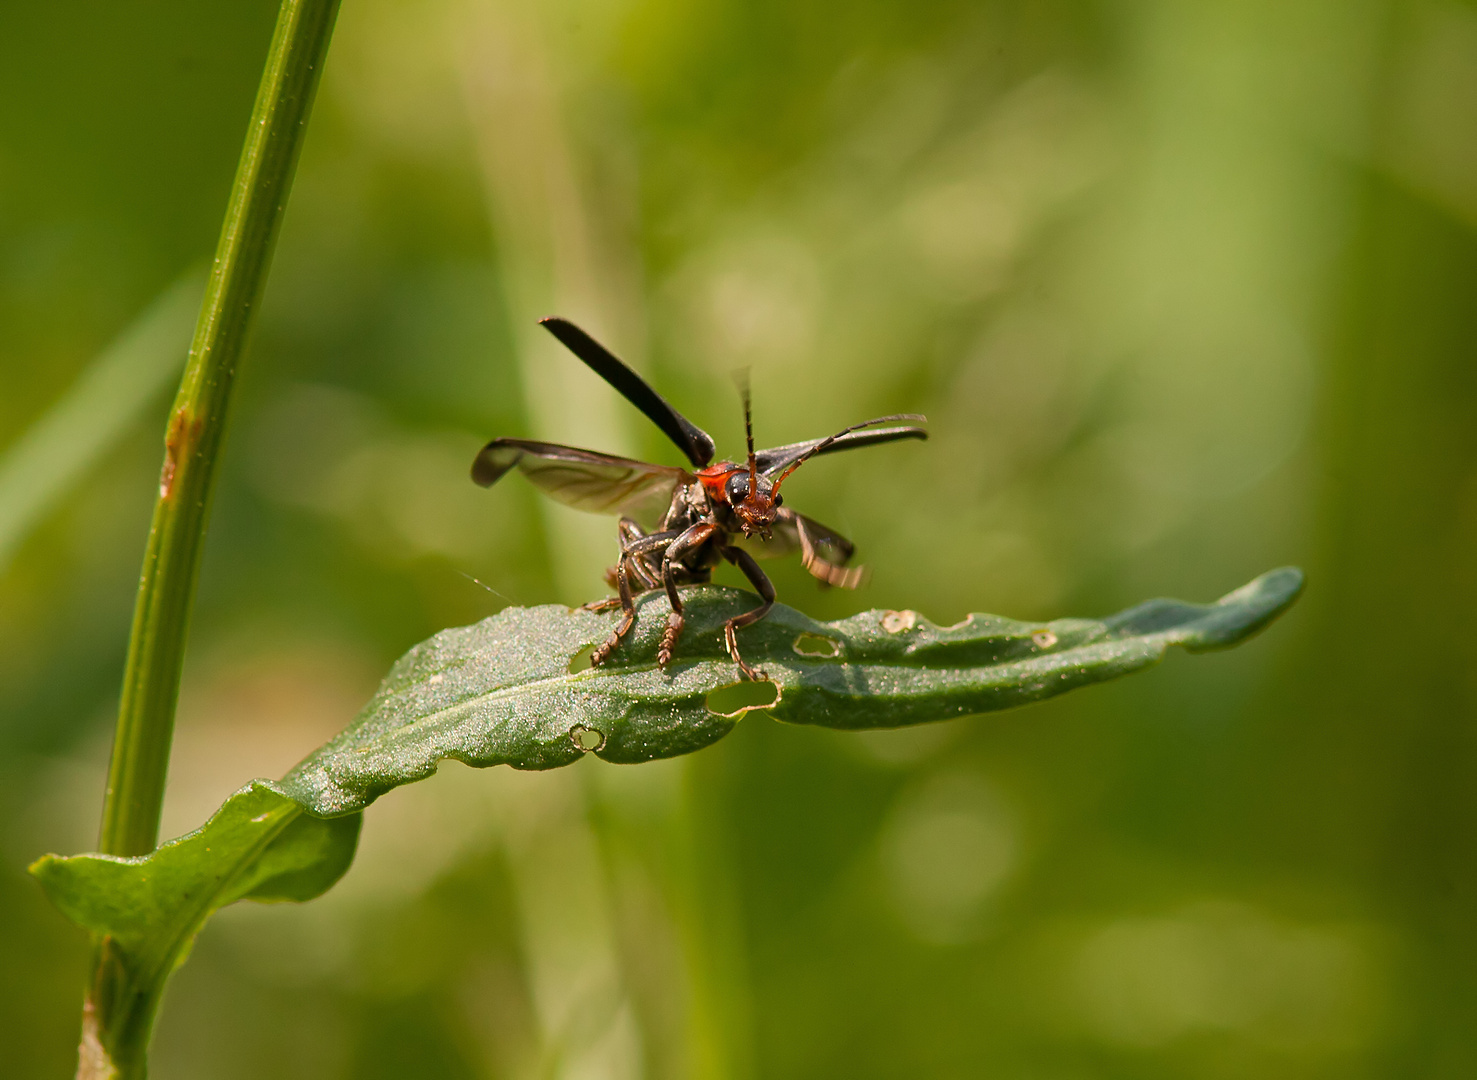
[733,510,862,587]
[540,318,716,468]
[472,438,688,520]
[792,512,856,564]
[755,422,927,477]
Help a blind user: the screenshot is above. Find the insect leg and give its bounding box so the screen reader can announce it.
[590,517,655,599]
[591,555,641,666]
[591,529,680,666]
[625,543,664,593]
[718,545,776,681]
[657,522,719,668]
[589,518,656,610]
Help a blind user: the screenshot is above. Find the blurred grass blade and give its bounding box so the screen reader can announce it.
[32,783,359,1075]
[281,567,1303,814]
[0,271,203,574]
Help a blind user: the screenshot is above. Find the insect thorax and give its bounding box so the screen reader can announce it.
[661,478,713,532]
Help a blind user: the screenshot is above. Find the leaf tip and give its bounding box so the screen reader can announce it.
[1186,565,1306,651]
[26,853,62,899]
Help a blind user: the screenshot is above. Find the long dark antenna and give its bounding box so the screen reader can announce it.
[755,424,927,476]
[735,369,758,497]
[539,317,715,467]
[771,413,927,493]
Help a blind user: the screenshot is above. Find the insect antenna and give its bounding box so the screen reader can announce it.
[771,412,928,495]
[734,369,758,497]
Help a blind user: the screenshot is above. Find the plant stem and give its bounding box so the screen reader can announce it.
[84,0,341,1074]
[103,0,340,860]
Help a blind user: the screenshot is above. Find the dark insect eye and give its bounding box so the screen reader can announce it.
[774,494,783,506]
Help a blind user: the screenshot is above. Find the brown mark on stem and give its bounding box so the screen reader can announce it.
[75,992,113,1080]
[158,409,203,499]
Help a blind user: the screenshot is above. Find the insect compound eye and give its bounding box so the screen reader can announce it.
[773,494,783,507]
[726,474,750,502]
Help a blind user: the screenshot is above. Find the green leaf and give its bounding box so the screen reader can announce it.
[31,783,359,1072]
[278,566,1304,816]
[31,567,1297,1072]
[31,779,359,948]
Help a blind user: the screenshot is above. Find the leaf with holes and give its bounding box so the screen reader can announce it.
[32,566,1300,1040]
[276,565,1303,815]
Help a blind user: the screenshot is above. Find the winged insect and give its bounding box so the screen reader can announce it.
[473,317,926,680]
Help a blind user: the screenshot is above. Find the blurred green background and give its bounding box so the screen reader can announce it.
[3,0,1475,1076]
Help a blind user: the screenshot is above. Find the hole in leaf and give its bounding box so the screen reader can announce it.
[1031,629,1058,649]
[793,632,842,658]
[706,679,780,716]
[570,724,605,752]
[568,643,598,673]
[882,610,916,634]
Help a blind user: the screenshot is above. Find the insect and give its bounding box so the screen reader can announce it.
[472,317,927,680]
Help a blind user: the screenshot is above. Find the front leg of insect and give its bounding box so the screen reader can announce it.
[657,521,720,669]
[718,545,776,681]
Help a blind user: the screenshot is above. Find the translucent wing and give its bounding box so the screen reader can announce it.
[472,438,688,519]
[735,509,863,588]
[754,422,927,477]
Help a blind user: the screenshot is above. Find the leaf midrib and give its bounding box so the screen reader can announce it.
[326,631,1170,756]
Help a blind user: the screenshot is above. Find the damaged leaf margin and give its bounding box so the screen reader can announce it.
[32,566,1300,1060]
[277,565,1303,815]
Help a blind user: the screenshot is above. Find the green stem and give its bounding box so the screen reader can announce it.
[85,0,341,1074]
[103,0,340,861]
